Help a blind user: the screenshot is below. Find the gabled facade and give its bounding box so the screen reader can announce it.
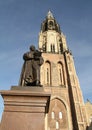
[39,11,88,130]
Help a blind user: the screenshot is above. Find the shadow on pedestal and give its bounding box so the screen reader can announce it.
[0,86,51,130]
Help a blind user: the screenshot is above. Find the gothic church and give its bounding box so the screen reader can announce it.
[39,11,88,130]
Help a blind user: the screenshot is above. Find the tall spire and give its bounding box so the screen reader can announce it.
[47,10,54,19]
[40,11,61,33]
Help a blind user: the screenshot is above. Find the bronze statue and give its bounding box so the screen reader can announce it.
[19,45,44,86]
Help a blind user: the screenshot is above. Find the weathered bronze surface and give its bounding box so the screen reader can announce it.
[19,45,44,86]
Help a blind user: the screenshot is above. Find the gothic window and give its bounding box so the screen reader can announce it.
[56,121,59,129]
[60,43,63,52]
[57,36,62,53]
[51,44,53,52]
[59,68,62,83]
[57,62,65,86]
[51,111,55,119]
[45,22,47,31]
[59,112,62,119]
[48,21,55,30]
[44,61,51,85]
[47,68,49,83]
[49,21,54,26]
[53,45,55,52]
[48,99,68,129]
[49,34,55,52]
[51,44,55,53]
[51,111,63,120]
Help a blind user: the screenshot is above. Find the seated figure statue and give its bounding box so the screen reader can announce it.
[19,45,44,86]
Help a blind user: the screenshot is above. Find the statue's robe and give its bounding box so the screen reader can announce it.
[19,51,34,86]
[19,50,44,86]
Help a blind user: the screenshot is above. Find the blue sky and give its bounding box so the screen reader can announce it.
[0,0,92,121]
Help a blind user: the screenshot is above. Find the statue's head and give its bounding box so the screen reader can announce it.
[30,45,35,51]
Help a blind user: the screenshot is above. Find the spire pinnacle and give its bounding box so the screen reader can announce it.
[47,10,54,19]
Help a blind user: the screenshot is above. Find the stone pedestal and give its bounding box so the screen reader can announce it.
[0,87,50,130]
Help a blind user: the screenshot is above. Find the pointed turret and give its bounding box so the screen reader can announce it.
[41,11,61,33]
[47,10,54,19]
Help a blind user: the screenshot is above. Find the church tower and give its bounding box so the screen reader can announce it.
[39,11,88,130]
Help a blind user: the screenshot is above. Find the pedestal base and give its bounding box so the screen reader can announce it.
[0,87,50,130]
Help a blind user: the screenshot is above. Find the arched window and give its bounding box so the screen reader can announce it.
[51,44,55,53]
[51,111,55,119]
[53,45,55,52]
[47,68,49,83]
[51,44,53,52]
[60,43,63,52]
[57,62,65,86]
[44,61,51,85]
[49,21,54,26]
[49,34,55,52]
[59,112,62,119]
[56,121,59,129]
[48,99,68,129]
